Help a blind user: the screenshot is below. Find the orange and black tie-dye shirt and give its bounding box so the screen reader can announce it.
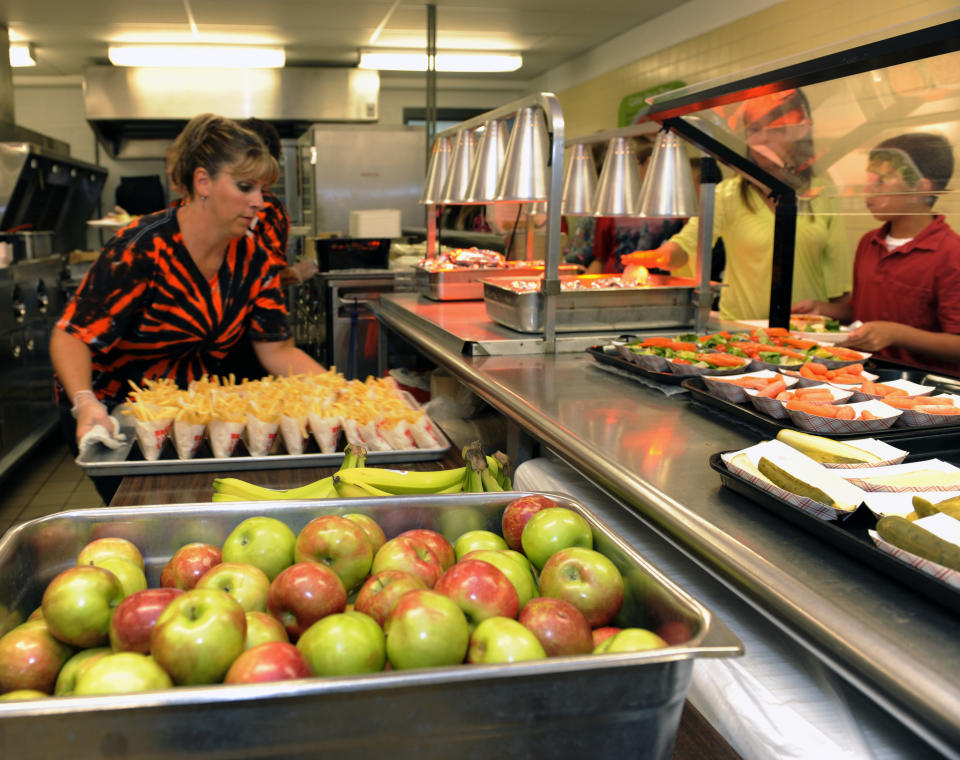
[253,189,290,269]
[56,207,290,407]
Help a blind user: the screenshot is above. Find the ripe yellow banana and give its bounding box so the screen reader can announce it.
[334,466,467,494]
[212,475,336,501]
[333,478,393,498]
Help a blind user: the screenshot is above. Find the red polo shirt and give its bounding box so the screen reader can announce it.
[850,215,960,371]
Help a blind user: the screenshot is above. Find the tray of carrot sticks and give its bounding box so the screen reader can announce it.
[684,362,960,451]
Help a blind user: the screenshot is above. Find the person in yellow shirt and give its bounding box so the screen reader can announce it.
[624,90,852,321]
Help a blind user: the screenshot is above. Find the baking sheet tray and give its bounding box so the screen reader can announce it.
[709,453,960,611]
[0,493,741,759]
[683,375,960,456]
[416,263,582,301]
[586,344,688,386]
[75,414,452,476]
[483,274,702,333]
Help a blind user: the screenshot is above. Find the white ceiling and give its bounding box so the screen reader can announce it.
[3,0,690,81]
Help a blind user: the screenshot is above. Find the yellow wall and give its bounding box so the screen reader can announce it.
[558,0,958,138]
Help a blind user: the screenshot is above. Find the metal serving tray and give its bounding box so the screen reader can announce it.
[483,274,701,333]
[415,263,582,301]
[75,414,452,477]
[0,493,741,760]
[586,344,688,386]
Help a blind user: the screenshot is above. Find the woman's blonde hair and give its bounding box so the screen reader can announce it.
[169,114,279,198]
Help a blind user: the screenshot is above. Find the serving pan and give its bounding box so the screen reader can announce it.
[0,492,741,760]
[415,262,582,301]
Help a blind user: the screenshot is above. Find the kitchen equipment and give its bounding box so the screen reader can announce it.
[483,274,717,333]
[0,492,742,759]
[314,237,390,271]
[416,261,583,301]
[15,230,53,259]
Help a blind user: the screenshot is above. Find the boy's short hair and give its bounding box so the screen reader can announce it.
[873,132,954,192]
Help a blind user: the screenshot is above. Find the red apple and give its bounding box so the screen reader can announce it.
[267,561,347,640]
[396,529,456,570]
[294,515,373,592]
[225,641,314,684]
[151,588,247,685]
[384,589,469,669]
[434,559,519,631]
[0,620,73,694]
[353,570,427,628]
[343,513,387,555]
[77,537,145,572]
[109,587,183,654]
[161,543,222,590]
[41,565,125,647]
[655,620,694,646]
[501,494,558,551]
[517,596,593,657]
[244,611,290,650]
[538,547,624,627]
[591,626,621,649]
[371,536,444,587]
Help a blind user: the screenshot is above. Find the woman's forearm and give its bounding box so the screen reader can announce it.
[49,326,94,401]
[253,338,325,376]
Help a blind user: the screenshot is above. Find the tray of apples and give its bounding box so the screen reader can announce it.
[0,492,741,760]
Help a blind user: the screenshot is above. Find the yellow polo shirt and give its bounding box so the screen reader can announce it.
[671,178,852,320]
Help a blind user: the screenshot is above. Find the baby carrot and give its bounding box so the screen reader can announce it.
[757,379,787,398]
[836,405,856,420]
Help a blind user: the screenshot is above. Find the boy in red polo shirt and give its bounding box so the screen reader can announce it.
[793,132,960,372]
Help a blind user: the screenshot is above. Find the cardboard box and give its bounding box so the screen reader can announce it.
[349,209,402,239]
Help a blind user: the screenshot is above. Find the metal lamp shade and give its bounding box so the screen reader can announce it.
[495,106,549,202]
[440,128,479,204]
[420,135,453,204]
[465,118,508,202]
[636,131,699,218]
[593,137,642,216]
[561,143,598,216]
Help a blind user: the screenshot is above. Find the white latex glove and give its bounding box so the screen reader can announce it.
[291,258,319,283]
[79,418,127,453]
[72,391,116,445]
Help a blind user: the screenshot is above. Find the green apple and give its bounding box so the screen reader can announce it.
[41,565,125,648]
[593,627,668,654]
[54,646,112,695]
[244,611,289,650]
[385,590,469,669]
[453,530,507,560]
[521,507,593,570]
[0,620,73,694]
[468,616,547,664]
[92,558,148,598]
[196,562,271,612]
[74,652,173,695]
[461,550,538,610]
[222,516,296,582]
[0,689,49,700]
[150,588,247,685]
[343,513,387,555]
[77,537,145,572]
[297,610,386,676]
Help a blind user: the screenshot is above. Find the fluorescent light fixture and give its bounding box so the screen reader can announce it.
[108,44,285,69]
[358,49,521,73]
[10,44,36,68]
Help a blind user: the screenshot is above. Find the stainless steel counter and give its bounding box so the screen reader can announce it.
[377,292,960,758]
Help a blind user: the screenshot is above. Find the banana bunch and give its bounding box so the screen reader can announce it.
[210,441,512,501]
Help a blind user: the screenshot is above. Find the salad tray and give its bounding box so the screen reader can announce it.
[586,344,689,386]
[684,375,960,456]
[0,492,742,760]
[709,453,960,611]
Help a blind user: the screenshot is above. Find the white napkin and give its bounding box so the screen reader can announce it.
[79,417,127,452]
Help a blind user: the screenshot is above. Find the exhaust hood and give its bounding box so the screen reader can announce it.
[83,66,381,159]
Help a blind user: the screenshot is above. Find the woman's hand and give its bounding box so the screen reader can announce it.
[72,391,113,444]
[839,321,904,353]
[790,299,823,315]
[621,248,670,269]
